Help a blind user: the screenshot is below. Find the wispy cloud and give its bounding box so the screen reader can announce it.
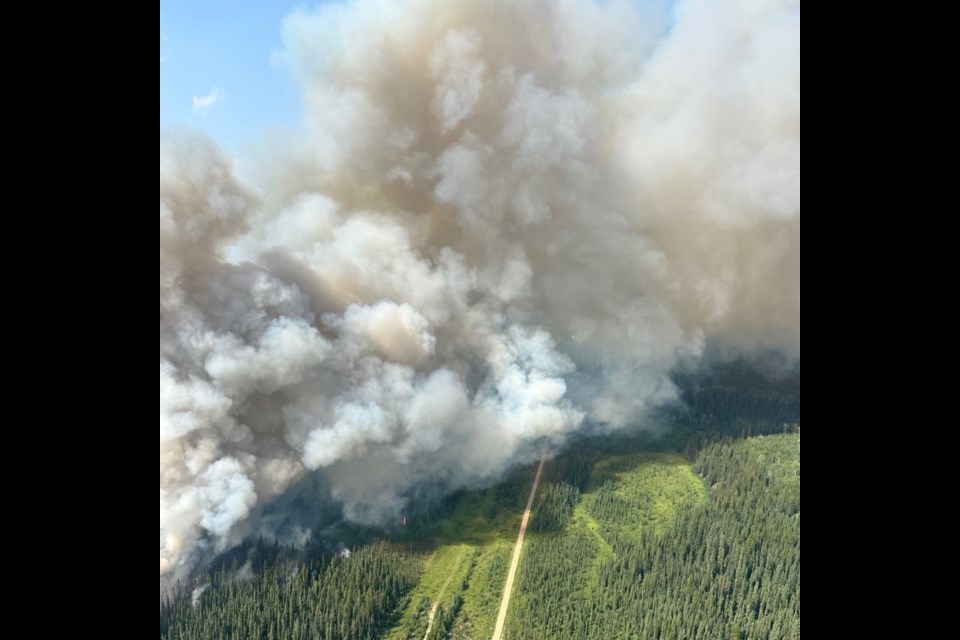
[192,87,226,115]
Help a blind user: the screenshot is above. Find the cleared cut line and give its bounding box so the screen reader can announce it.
[423,550,466,640]
[491,450,548,640]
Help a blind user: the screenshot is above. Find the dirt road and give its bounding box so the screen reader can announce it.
[491,450,548,640]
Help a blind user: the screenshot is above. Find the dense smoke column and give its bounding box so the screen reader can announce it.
[160,0,800,583]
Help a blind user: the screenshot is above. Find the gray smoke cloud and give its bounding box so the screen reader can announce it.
[159,0,800,582]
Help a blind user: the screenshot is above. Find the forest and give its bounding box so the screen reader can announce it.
[160,360,800,639]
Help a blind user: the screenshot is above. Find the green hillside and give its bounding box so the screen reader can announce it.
[160,433,800,640]
[160,363,801,640]
[506,435,800,639]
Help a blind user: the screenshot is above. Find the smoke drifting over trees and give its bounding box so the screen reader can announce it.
[160,0,800,583]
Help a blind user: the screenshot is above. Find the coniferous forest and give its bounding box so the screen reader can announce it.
[160,361,800,640]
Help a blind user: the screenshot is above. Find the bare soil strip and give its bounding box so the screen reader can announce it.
[491,451,548,640]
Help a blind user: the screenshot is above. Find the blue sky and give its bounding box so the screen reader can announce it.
[160,0,676,151]
[159,1,308,150]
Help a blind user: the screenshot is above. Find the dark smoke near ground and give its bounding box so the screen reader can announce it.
[160,0,800,583]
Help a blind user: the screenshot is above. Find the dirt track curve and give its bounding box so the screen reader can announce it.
[422,552,465,640]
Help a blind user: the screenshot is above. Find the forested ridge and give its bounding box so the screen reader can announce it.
[160,361,800,639]
[508,436,800,639]
[160,542,423,640]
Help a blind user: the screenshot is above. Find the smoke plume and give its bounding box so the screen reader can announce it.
[160,0,800,582]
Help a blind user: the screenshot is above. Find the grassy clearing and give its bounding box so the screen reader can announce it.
[504,453,707,638]
[583,453,707,542]
[383,466,535,640]
[385,544,474,640]
[389,453,709,639]
[505,436,800,639]
[451,543,512,640]
[581,454,705,592]
[435,470,532,545]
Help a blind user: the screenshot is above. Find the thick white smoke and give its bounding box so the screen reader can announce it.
[160,0,800,582]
